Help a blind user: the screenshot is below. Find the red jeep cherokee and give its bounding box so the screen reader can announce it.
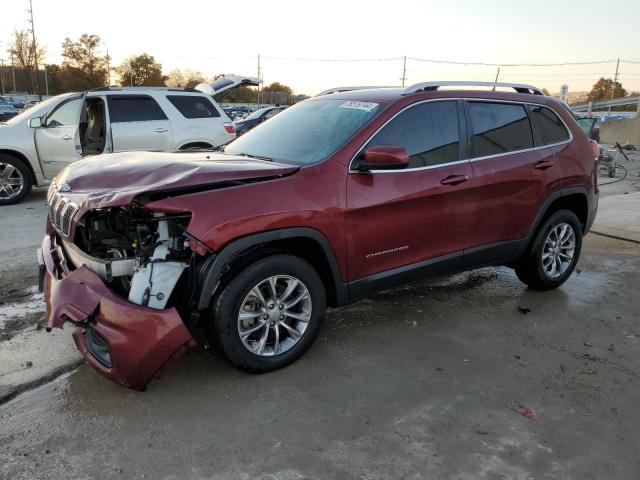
[40,81,598,389]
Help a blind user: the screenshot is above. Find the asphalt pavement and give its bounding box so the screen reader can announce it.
[1,150,639,479]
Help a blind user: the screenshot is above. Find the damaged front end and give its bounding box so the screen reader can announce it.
[41,199,205,390]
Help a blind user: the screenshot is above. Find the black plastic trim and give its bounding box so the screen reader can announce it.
[196,227,348,310]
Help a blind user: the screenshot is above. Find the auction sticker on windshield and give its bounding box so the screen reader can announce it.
[339,101,379,112]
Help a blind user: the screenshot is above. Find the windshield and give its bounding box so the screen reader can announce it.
[4,95,68,126]
[225,99,384,165]
[244,108,271,121]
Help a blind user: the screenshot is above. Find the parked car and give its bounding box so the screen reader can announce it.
[0,103,18,121]
[0,74,260,205]
[235,106,286,135]
[40,81,598,389]
[574,116,600,143]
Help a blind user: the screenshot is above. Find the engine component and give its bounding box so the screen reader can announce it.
[127,216,188,309]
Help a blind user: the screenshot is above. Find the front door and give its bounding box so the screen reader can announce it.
[346,100,476,282]
[34,96,83,179]
[107,95,172,152]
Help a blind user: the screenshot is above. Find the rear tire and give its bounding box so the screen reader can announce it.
[515,210,582,290]
[206,254,326,373]
[0,154,32,206]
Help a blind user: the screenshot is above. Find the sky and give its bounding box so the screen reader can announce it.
[1,0,639,96]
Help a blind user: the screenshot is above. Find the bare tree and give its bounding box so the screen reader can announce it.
[7,30,45,94]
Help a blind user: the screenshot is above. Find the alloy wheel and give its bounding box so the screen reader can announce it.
[0,162,24,200]
[237,275,312,356]
[541,223,576,278]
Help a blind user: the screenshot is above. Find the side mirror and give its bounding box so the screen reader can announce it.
[358,145,409,171]
[29,117,42,128]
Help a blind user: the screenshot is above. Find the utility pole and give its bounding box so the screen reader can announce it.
[11,55,16,93]
[400,56,407,87]
[492,67,501,90]
[43,64,48,97]
[611,58,620,99]
[106,49,111,86]
[28,0,42,100]
[257,54,261,107]
[608,58,620,114]
[1,59,5,95]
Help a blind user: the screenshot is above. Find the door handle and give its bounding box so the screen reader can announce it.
[440,174,469,186]
[153,128,168,133]
[533,160,554,170]
[62,134,72,140]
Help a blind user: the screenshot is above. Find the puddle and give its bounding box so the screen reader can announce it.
[0,286,45,329]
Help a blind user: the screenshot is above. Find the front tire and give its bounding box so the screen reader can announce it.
[206,254,326,372]
[0,154,32,205]
[515,210,582,290]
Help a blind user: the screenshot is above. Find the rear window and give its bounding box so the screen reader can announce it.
[108,95,167,123]
[468,102,533,158]
[167,95,220,119]
[529,105,570,145]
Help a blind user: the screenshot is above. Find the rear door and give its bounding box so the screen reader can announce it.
[34,96,83,178]
[107,95,172,152]
[464,100,566,250]
[164,94,232,147]
[194,74,261,96]
[346,100,476,281]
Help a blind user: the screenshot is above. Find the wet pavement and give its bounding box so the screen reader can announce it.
[1,234,639,480]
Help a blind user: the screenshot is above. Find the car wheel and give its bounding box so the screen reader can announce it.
[515,210,582,290]
[0,155,32,206]
[207,254,326,372]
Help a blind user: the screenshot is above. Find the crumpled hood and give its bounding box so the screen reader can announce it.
[55,151,299,209]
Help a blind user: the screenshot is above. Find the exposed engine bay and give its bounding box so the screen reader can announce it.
[69,207,194,309]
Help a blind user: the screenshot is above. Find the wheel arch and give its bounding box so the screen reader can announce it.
[523,187,590,252]
[179,141,214,151]
[196,228,348,310]
[0,149,38,186]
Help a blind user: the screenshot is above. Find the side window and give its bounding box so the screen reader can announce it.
[529,105,570,145]
[166,95,220,119]
[468,102,533,157]
[108,96,168,123]
[364,101,460,168]
[46,98,83,127]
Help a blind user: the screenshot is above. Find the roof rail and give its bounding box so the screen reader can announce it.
[88,86,196,93]
[404,81,544,96]
[315,86,398,97]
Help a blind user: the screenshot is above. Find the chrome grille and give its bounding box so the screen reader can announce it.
[48,193,78,236]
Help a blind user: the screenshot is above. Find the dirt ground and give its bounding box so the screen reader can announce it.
[0,151,639,479]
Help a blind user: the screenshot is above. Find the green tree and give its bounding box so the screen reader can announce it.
[263,82,292,95]
[588,77,626,102]
[261,82,294,104]
[117,54,166,86]
[60,34,108,90]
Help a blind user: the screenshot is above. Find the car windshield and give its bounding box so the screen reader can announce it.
[225,99,384,165]
[244,108,271,121]
[4,96,64,125]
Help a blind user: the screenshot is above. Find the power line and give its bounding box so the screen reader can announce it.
[262,56,403,62]
[408,57,619,67]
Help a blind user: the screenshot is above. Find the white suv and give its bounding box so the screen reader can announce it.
[0,74,260,205]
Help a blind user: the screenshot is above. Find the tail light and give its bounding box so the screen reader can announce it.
[224,122,235,134]
[589,140,599,160]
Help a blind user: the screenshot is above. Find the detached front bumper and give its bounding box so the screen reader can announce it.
[40,231,196,390]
